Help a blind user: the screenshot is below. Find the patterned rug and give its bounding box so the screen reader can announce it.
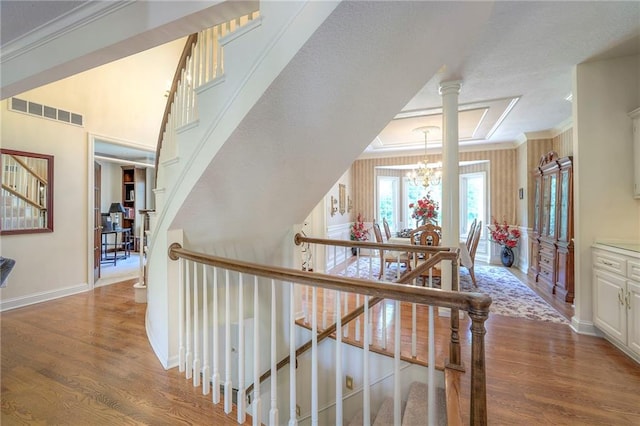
[337,257,569,324]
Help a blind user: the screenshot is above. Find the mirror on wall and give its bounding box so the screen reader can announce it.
[1,149,54,234]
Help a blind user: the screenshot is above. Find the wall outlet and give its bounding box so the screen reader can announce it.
[346,375,354,390]
[296,404,301,416]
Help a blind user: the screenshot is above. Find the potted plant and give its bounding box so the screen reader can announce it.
[350,213,369,255]
[488,217,521,267]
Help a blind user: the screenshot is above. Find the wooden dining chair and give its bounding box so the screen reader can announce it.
[460,220,482,287]
[465,218,478,250]
[373,222,410,279]
[382,218,392,240]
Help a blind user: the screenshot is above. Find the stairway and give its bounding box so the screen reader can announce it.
[348,382,446,426]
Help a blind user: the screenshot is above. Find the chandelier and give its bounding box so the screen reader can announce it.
[407,126,442,189]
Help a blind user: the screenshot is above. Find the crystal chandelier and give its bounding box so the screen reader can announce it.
[407,126,442,189]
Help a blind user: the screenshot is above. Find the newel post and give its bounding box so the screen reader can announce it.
[468,306,489,426]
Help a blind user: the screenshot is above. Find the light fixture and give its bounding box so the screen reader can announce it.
[407,126,442,189]
[109,203,126,230]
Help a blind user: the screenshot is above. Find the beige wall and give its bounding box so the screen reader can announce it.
[1,107,88,305]
[573,53,640,328]
[352,148,519,227]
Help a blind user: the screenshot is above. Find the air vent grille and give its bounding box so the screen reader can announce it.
[9,97,84,127]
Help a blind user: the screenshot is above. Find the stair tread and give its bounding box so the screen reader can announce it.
[372,396,395,426]
[402,382,446,426]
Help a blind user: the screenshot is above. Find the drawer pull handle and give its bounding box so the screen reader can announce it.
[625,292,631,310]
[618,289,625,306]
[602,261,614,267]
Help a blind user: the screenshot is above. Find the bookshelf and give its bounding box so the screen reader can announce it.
[121,166,146,248]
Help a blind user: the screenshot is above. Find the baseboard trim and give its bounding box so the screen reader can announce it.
[0,283,89,312]
[570,317,600,336]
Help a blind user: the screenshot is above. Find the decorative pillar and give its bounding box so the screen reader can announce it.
[439,80,462,292]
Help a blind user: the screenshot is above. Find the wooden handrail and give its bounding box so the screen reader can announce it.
[154,33,198,178]
[168,244,490,312]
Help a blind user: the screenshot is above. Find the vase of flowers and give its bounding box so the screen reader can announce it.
[409,193,439,226]
[350,213,369,255]
[489,217,521,267]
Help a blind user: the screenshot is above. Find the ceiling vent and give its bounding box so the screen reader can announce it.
[9,97,83,127]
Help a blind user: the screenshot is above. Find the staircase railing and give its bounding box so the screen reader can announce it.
[168,236,490,425]
[154,10,261,177]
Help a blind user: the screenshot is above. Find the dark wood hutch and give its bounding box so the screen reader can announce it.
[529,152,574,303]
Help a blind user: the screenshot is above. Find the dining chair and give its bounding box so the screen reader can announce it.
[382,218,392,240]
[465,218,478,250]
[460,220,482,287]
[411,228,442,285]
[373,222,410,279]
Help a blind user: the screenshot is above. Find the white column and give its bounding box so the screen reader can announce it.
[439,80,462,292]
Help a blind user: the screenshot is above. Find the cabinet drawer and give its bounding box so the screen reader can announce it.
[538,264,554,283]
[593,249,626,275]
[628,259,640,281]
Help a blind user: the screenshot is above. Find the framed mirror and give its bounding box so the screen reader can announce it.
[1,149,54,234]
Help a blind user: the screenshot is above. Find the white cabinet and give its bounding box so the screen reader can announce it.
[592,244,640,363]
[629,107,640,199]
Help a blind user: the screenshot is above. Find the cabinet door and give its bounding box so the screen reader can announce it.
[541,175,550,236]
[547,173,557,239]
[558,168,570,243]
[593,269,626,344]
[627,280,640,358]
[533,175,541,234]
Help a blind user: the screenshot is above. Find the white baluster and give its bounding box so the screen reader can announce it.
[394,301,401,426]
[193,262,200,387]
[343,292,349,339]
[202,265,210,395]
[289,283,298,426]
[333,245,337,270]
[224,269,232,414]
[304,286,309,324]
[363,296,370,425]
[178,258,185,373]
[269,279,278,426]
[253,276,261,426]
[207,27,214,82]
[238,274,246,424]
[355,292,360,342]
[335,290,343,426]
[312,287,318,426]
[185,260,192,380]
[212,267,220,404]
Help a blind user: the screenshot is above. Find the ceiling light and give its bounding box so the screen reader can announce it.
[406,126,442,189]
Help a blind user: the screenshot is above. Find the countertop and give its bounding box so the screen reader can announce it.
[594,241,640,255]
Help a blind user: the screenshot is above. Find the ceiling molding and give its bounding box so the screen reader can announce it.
[550,117,573,138]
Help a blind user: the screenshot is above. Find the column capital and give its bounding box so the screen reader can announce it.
[439,80,462,96]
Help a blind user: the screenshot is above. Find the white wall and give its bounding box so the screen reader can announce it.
[0,108,88,308]
[97,161,123,213]
[573,53,640,330]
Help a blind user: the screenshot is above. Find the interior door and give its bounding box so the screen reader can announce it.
[94,162,101,281]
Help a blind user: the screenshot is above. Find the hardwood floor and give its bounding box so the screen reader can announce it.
[2,275,640,425]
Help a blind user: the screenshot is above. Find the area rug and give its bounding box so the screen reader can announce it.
[337,257,569,324]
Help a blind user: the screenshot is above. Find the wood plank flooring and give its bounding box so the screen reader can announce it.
[2,273,640,425]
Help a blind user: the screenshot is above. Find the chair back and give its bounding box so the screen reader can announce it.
[466,218,478,250]
[372,222,384,244]
[418,230,440,247]
[382,218,392,240]
[469,220,482,261]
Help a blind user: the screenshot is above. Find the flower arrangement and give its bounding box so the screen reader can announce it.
[409,193,439,224]
[350,213,369,241]
[489,217,521,248]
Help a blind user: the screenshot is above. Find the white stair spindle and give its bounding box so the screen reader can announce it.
[185,260,192,380]
[202,265,210,394]
[193,262,200,387]
[343,291,349,338]
[238,274,246,424]
[178,258,185,373]
[394,301,401,426]
[311,287,318,426]
[363,296,370,425]
[212,267,220,404]
[224,269,232,414]
[253,276,261,426]
[322,287,327,330]
[304,285,309,324]
[335,290,343,426]
[269,279,278,426]
[289,283,298,426]
[355,293,360,342]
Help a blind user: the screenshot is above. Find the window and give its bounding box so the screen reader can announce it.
[459,172,486,237]
[376,176,399,232]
